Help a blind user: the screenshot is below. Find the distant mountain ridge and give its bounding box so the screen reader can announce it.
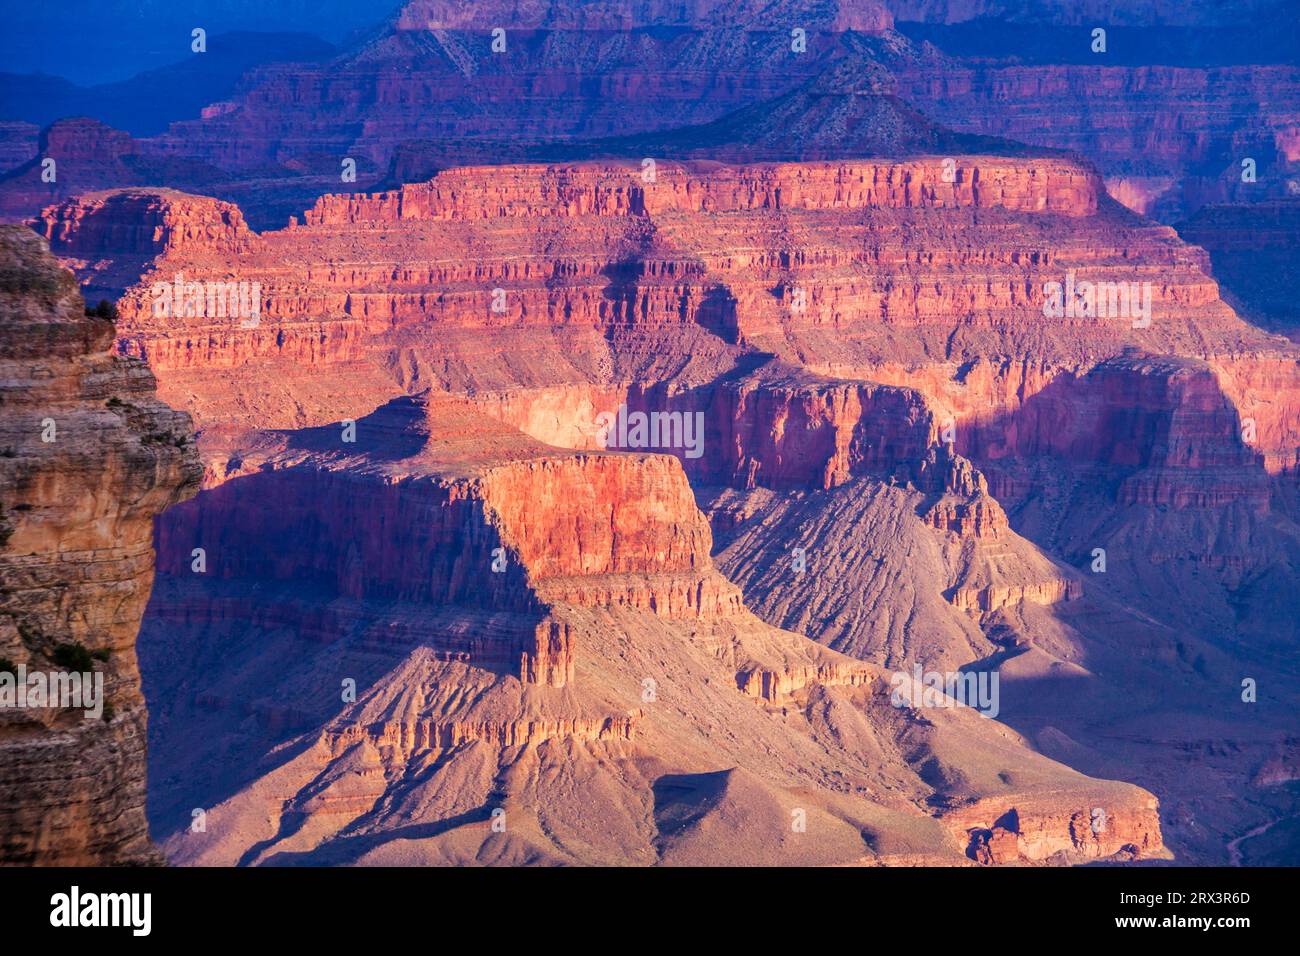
[0,32,336,136]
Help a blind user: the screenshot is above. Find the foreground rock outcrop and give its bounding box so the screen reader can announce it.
[0,226,200,865]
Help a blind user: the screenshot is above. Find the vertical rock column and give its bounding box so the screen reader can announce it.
[0,226,200,865]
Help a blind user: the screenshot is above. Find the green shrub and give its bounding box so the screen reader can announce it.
[85,299,119,322]
[49,642,94,672]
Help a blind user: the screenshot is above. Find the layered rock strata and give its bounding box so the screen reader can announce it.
[139,394,1164,866]
[38,155,1299,865]
[0,226,199,865]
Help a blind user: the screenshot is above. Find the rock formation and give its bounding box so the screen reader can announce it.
[0,226,200,865]
[1177,198,1300,340]
[22,106,1300,863]
[883,6,1300,222]
[0,119,234,225]
[0,0,1296,873]
[2,0,1291,235]
[138,392,1163,865]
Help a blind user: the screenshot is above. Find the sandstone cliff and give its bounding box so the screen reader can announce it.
[0,118,234,226]
[0,225,200,865]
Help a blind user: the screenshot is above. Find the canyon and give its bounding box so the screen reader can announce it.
[3,0,1294,233]
[2,0,1297,869]
[892,53,1300,222]
[20,145,1294,865]
[137,392,1165,866]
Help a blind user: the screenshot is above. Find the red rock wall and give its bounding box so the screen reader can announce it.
[303,159,1099,225]
[634,374,934,490]
[960,356,1271,511]
[945,793,1164,863]
[894,60,1300,218]
[41,160,1300,507]
[36,189,257,260]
